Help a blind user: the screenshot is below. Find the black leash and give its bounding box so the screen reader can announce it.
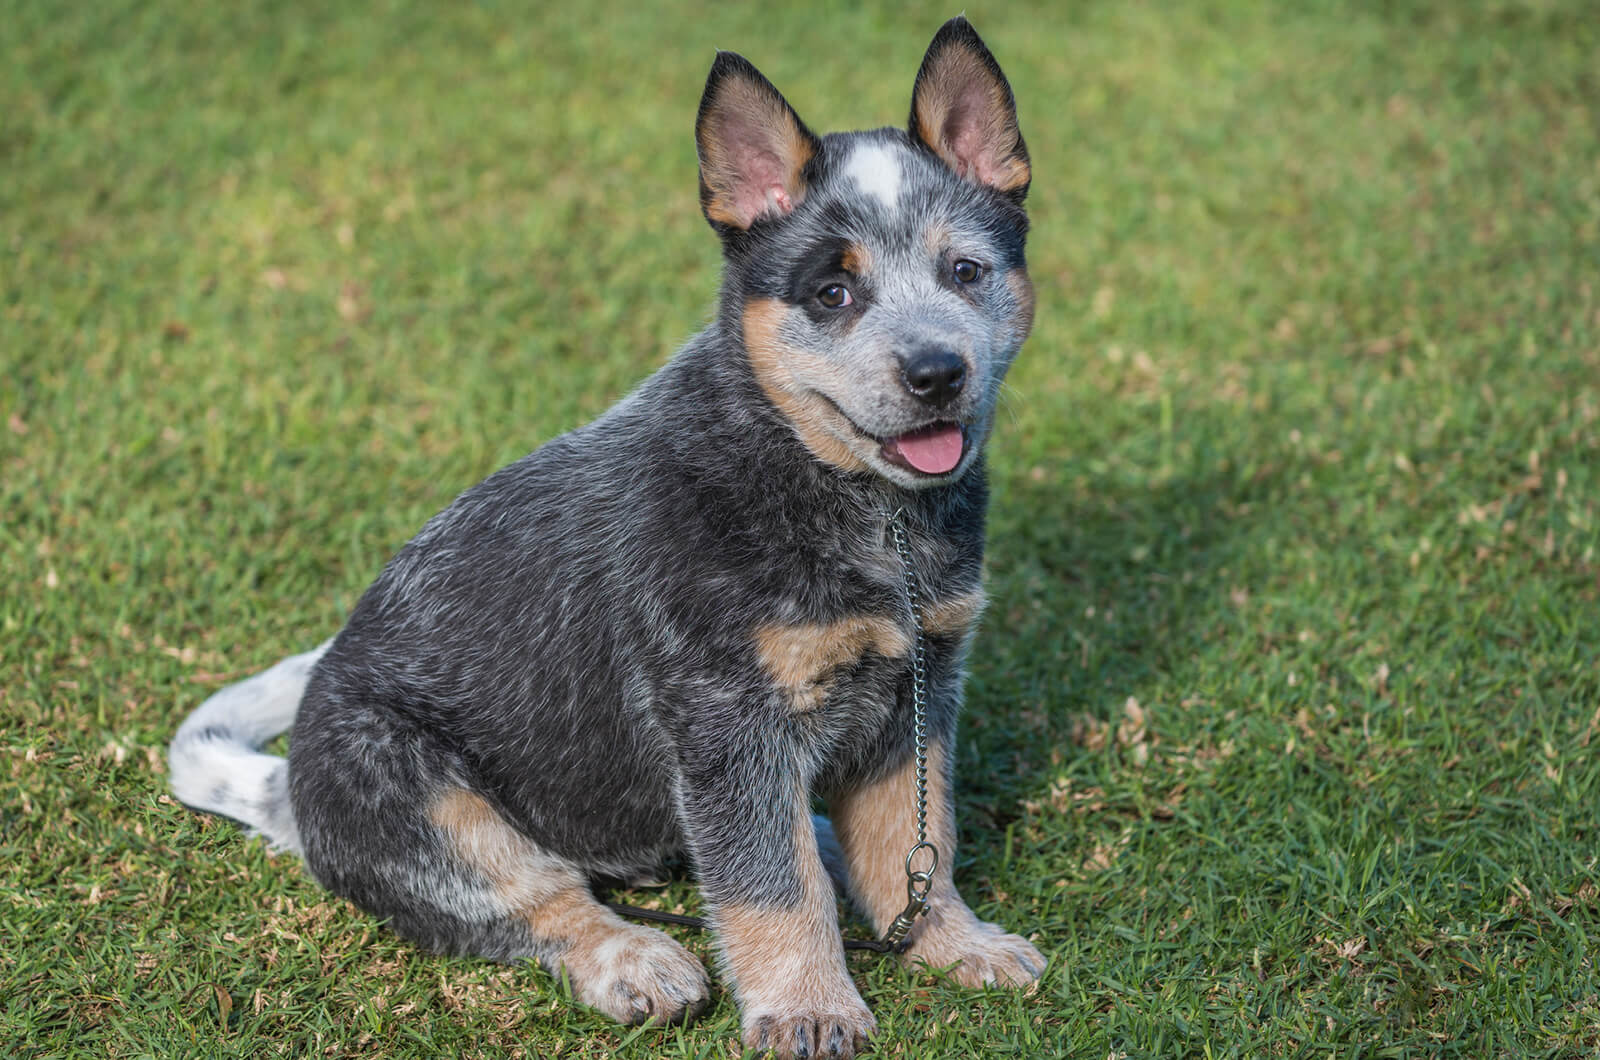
[604,903,903,953]
[605,508,938,958]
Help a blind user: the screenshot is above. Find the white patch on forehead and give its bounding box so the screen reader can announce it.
[843,143,902,210]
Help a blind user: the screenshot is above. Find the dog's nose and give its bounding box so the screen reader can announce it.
[901,349,967,407]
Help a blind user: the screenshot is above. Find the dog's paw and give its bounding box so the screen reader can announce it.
[906,914,1046,989]
[566,926,710,1025]
[742,998,876,1059]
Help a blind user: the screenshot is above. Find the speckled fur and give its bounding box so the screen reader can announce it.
[171,18,1043,1058]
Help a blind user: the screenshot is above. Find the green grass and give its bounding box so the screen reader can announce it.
[5,0,1598,1055]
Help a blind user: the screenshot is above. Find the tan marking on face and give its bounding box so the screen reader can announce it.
[913,48,1030,193]
[1006,268,1036,341]
[756,614,911,712]
[829,742,956,933]
[922,221,953,259]
[742,297,870,472]
[700,77,816,229]
[840,241,872,276]
[923,588,987,638]
[716,807,860,1016]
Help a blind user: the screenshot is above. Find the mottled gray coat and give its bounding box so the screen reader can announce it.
[171,18,1045,1060]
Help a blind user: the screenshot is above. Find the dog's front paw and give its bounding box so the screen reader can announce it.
[565,925,710,1025]
[743,998,876,1059]
[906,912,1046,989]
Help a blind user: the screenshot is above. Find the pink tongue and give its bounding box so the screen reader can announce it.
[892,423,964,474]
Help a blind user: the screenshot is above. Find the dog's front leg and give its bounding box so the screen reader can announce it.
[830,736,1046,989]
[681,736,875,1060]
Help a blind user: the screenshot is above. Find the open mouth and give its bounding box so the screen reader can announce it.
[812,393,971,477]
[879,421,969,476]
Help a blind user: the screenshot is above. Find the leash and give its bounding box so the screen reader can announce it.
[606,507,938,956]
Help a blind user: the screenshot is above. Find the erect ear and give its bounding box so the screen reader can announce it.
[696,52,822,233]
[908,17,1030,200]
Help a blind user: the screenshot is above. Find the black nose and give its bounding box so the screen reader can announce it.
[901,349,967,407]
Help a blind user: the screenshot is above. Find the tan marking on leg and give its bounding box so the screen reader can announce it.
[830,744,1046,989]
[830,744,957,933]
[903,892,1046,989]
[1006,268,1036,342]
[524,888,711,1025]
[716,815,843,1006]
[840,241,872,276]
[718,806,875,1056]
[743,297,870,472]
[755,614,911,712]
[923,588,987,638]
[431,789,710,1023]
[522,887,624,958]
[429,788,565,906]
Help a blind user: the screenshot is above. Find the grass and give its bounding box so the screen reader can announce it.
[4,0,1598,1055]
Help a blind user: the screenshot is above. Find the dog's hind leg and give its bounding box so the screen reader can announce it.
[428,788,710,1024]
[305,777,711,1026]
[287,676,708,1024]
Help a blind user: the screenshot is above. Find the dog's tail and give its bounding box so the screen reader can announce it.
[168,639,333,854]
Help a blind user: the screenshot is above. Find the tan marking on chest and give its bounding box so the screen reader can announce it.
[756,614,912,712]
[742,297,869,473]
[923,587,987,637]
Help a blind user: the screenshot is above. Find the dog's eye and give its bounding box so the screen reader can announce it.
[818,283,853,309]
[952,260,983,284]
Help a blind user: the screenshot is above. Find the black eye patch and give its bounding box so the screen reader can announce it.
[788,236,873,322]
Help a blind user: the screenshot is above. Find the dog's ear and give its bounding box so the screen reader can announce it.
[696,52,821,233]
[908,17,1030,201]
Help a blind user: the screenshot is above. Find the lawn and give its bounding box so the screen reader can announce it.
[4,0,1598,1056]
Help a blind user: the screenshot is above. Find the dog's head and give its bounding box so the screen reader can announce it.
[697,17,1034,490]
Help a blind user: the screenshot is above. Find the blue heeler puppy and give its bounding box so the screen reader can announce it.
[171,17,1044,1059]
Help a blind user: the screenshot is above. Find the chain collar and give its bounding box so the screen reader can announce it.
[877,507,939,952]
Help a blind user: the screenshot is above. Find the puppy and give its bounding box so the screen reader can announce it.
[171,17,1043,1058]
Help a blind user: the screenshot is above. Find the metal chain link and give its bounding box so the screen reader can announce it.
[879,507,939,951]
